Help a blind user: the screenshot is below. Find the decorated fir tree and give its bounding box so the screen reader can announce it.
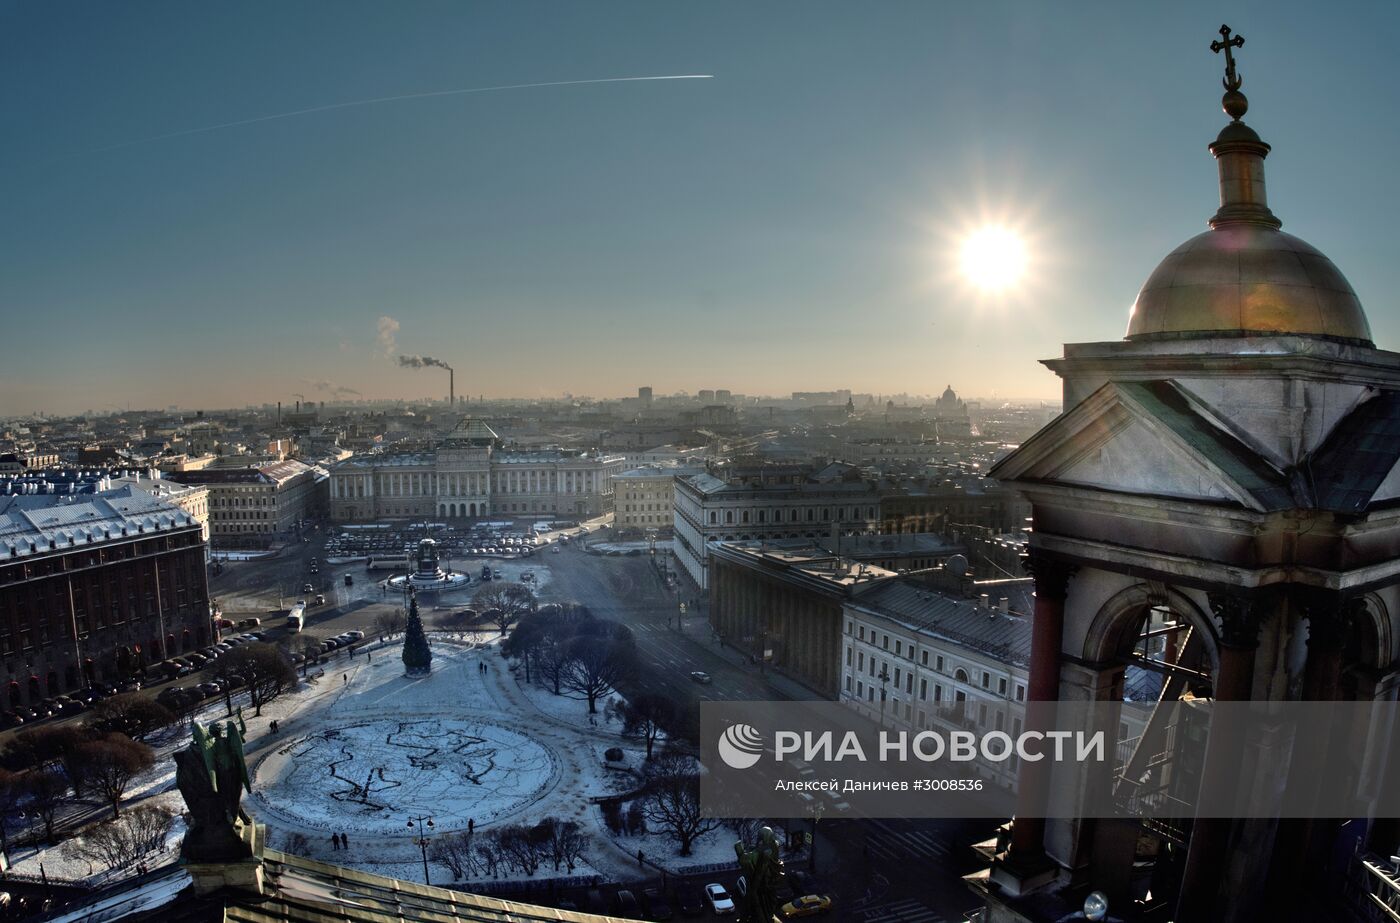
[402,589,433,676]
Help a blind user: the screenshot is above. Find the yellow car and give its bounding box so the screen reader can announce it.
[781,895,832,918]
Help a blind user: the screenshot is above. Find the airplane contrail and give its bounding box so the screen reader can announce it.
[94,74,713,152]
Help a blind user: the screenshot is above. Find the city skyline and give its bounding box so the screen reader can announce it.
[6,1,1400,416]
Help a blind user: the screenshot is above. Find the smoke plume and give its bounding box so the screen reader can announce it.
[398,355,454,371]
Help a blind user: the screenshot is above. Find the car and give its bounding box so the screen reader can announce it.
[118,680,142,693]
[224,673,247,688]
[690,671,713,685]
[302,583,314,593]
[309,557,317,565]
[12,706,37,723]
[704,884,735,915]
[780,895,832,918]
[346,630,365,641]
[238,618,261,629]
[217,618,235,629]
[552,544,561,554]
[614,890,640,918]
[196,682,222,697]
[314,594,326,606]
[644,888,674,921]
[0,712,23,730]
[344,574,354,586]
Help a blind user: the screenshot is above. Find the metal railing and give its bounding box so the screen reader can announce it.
[1359,856,1400,921]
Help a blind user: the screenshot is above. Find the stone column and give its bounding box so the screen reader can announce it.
[993,549,1075,894]
[1176,590,1264,921]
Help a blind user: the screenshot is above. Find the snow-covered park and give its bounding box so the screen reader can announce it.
[9,622,742,889]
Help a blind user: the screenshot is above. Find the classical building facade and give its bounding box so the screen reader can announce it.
[611,464,705,534]
[0,486,212,704]
[672,463,1021,589]
[973,38,1400,923]
[328,419,625,522]
[842,582,1030,790]
[708,540,896,697]
[168,459,325,548]
[673,466,883,589]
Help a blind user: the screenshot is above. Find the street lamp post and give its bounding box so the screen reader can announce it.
[878,665,890,729]
[406,814,435,884]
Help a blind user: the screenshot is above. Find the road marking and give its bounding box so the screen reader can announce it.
[862,898,948,923]
[866,825,951,864]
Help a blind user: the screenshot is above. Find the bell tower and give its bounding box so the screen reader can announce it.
[971,26,1400,923]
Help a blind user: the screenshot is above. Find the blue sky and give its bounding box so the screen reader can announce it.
[4,1,1399,415]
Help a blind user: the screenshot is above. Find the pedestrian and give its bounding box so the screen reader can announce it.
[331,834,339,851]
[343,673,348,684]
[270,720,279,734]
[367,652,371,662]
[341,833,349,849]
[468,818,474,834]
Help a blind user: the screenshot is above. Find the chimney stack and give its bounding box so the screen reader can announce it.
[979,593,990,610]
[999,597,1009,614]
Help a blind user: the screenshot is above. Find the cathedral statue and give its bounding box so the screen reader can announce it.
[734,826,785,923]
[175,712,257,862]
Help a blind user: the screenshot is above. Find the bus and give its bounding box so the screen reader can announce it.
[287,603,306,633]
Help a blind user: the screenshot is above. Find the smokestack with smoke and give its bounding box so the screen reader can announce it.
[398,355,455,405]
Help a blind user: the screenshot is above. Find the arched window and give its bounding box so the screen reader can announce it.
[954,668,969,684]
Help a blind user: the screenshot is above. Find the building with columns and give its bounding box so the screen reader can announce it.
[328,418,625,522]
[971,33,1400,923]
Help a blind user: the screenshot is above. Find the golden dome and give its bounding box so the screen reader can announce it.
[1126,31,1373,346]
[1126,225,1372,344]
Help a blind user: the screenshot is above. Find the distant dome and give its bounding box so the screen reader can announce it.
[1126,225,1372,344]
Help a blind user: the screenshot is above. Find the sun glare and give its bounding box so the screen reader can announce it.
[959,226,1028,292]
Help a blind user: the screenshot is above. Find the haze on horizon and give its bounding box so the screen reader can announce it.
[4,0,1400,418]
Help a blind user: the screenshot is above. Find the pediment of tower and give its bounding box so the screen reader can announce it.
[990,380,1293,512]
[994,381,1400,516]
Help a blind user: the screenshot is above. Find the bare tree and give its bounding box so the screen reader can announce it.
[58,804,175,873]
[0,769,21,860]
[471,582,536,635]
[638,752,719,856]
[3,725,87,774]
[299,635,327,676]
[536,817,587,872]
[429,829,475,880]
[373,608,406,641]
[475,831,504,879]
[223,643,297,716]
[496,823,546,875]
[72,734,154,818]
[20,768,70,844]
[87,694,177,742]
[560,621,638,714]
[618,692,679,760]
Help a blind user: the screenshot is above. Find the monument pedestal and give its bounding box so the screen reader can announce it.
[184,821,267,898]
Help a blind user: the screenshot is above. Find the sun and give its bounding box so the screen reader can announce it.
[959,226,1028,292]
